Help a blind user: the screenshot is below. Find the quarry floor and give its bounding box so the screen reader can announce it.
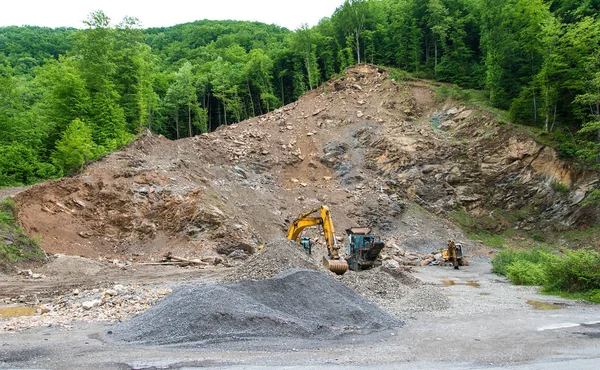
[1,261,599,370]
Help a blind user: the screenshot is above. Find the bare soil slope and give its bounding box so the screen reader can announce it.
[11,65,598,263]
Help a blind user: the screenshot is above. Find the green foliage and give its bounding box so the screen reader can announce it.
[0,223,45,272]
[543,249,600,293]
[492,246,600,302]
[581,189,600,207]
[436,84,472,102]
[0,143,58,186]
[491,247,551,276]
[0,198,16,225]
[550,179,570,193]
[51,119,100,175]
[2,3,600,184]
[506,260,546,285]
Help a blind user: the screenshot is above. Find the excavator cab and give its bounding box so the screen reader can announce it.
[345,228,385,271]
[299,236,312,254]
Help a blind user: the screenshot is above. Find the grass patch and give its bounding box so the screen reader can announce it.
[0,197,16,225]
[550,179,569,193]
[582,189,600,207]
[468,231,506,248]
[0,197,46,273]
[491,247,600,303]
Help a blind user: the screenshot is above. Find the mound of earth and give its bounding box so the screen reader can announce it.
[108,268,403,345]
[39,254,106,279]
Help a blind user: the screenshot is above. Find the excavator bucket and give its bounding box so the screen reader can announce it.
[323,257,348,275]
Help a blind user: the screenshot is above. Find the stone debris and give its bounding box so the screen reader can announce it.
[108,269,403,345]
[0,285,172,332]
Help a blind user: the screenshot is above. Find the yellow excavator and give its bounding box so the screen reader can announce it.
[286,205,349,275]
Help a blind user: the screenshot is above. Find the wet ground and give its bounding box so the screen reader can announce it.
[1,260,599,369]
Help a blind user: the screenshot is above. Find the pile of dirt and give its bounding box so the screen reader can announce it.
[39,255,106,279]
[223,238,325,282]
[108,268,403,345]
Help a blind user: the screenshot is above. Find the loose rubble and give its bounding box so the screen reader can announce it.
[108,269,403,345]
[1,285,171,331]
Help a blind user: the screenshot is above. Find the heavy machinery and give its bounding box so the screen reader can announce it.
[286,205,349,275]
[345,227,386,271]
[442,239,468,269]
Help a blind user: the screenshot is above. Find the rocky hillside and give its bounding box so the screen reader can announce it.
[11,65,599,262]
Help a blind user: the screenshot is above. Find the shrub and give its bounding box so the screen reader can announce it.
[491,248,517,276]
[491,247,550,276]
[506,260,545,285]
[543,249,600,293]
[587,290,600,304]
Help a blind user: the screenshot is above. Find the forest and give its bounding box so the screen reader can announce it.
[1,0,599,186]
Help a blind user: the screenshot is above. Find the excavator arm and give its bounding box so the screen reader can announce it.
[286,206,348,275]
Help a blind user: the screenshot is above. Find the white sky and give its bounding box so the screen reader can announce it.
[0,0,344,30]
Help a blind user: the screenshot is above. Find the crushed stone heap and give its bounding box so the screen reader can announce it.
[108,269,403,345]
[223,238,325,282]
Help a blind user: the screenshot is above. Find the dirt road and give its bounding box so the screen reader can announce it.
[1,260,598,369]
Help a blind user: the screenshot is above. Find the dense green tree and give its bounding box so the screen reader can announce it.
[51,119,98,175]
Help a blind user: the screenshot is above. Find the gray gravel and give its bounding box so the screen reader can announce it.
[223,238,325,282]
[337,267,451,318]
[108,268,403,345]
[224,238,452,320]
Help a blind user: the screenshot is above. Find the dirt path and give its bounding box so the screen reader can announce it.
[1,260,598,369]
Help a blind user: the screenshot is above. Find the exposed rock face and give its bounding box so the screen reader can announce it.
[361,102,598,231]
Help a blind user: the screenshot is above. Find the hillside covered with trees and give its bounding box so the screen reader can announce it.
[1,0,599,187]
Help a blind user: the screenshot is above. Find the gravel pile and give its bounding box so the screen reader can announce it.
[108,269,403,345]
[336,267,450,318]
[223,238,325,282]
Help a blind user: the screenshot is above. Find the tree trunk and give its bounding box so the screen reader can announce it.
[175,108,179,140]
[434,40,438,77]
[247,81,255,117]
[305,46,313,90]
[280,76,285,106]
[207,91,212,132]
[355,29,361,64]
[551,102,557,132]
[544,86,550,132]
[147,107,152,132]
[188,100,192,137]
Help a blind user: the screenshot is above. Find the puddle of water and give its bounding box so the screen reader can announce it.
[480,292,491,296]
[0,306,37,318]
[442,279,481,288]
[465,280,481,288]
[527,300,564,310]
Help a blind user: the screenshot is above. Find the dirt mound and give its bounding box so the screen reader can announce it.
[39,255,106,279]
[108,268,403,345]
[223,238,324,282]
